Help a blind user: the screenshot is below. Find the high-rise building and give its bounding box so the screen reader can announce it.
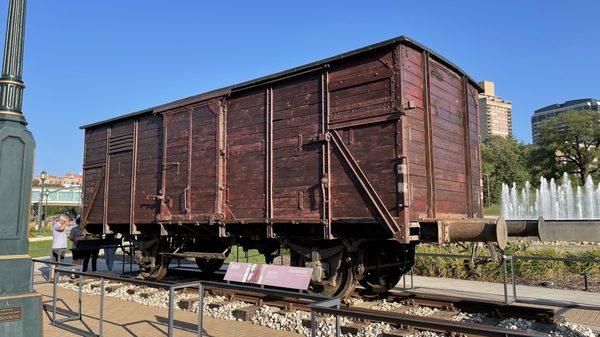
[531,98,600,144]
[478,81,512,140]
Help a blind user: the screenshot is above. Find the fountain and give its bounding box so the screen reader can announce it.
[502,173,600,220]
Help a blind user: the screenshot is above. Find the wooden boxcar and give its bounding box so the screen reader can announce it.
[80,36,504,297]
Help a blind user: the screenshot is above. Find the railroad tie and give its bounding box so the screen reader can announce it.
[340,322,365,335]
[208,301,229,310]
[177,297,199,311]
[139,290,160,299]
[301,316,326,328]
[105,284,125,293]
[232,305,262,321]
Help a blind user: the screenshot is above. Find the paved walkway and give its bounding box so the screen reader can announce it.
[403,275,600,308]
[402,275,600,330]
[36,282,299,337]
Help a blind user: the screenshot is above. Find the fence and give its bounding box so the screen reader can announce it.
[35,259,548,337]
[414,252,600,305]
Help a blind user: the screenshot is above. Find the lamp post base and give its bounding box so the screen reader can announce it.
[0,114,42,337]
[0,293,43,337]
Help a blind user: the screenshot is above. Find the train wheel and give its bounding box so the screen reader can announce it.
[194,247,230,273]
[308,264,356,298]
[139,255,171,281]
[358,270,402,293]
[195,258,225,273]
[291,250,356,298]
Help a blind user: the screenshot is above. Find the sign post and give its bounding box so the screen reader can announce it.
[0,0,43,336]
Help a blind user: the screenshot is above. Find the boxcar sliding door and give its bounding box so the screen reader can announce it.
[160,103,219,222]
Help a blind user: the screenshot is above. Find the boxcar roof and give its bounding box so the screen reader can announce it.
[81,35,482,129]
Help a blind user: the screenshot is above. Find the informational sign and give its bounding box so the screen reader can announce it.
[0,306,22,323]
[224,262,313,290]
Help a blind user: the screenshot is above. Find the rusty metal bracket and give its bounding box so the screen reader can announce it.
[329,130,402,237]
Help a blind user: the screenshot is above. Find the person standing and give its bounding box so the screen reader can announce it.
[82,239,99,273]
[49,214,69,281]
[103,232,121,272]
[69,218,83,278]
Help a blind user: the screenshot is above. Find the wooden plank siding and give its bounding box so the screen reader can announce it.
[272,75,322,219]
[106,120,135,224]
[225,89,267,219]
[82,125,107,226]
[133,115,163,224]
[81,38,485,239]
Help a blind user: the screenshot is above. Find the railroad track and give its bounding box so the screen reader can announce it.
[50,267,587,337]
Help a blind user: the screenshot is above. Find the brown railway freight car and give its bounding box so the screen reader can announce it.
[80,36,506,297]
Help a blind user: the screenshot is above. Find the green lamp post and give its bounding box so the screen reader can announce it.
[0,0,43,336]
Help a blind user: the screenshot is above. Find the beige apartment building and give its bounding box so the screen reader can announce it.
[478,81,512,140]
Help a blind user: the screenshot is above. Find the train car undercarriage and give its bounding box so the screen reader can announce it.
[109,217,502,298]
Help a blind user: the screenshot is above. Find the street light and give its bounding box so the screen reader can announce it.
[36,170,47,236]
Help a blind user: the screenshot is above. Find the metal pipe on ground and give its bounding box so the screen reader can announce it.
[436,217,508,250]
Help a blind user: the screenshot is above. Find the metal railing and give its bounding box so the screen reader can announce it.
[415,252,599,305]
[414,253,517,304]
[37,260,547,337]
[36,260,328,337]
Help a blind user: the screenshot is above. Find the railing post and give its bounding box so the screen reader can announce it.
[510,256,517,302]
[99,277,105,337]
[52,270,58,323]
[311,308,317,337]
[121,243,125,275]
[335,303,340,337]
[78,274,83,320]
[168,286,175,337]
[198,283,203,337]
[502,255,508,304]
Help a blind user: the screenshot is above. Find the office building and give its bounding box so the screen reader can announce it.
[478,81,512,140]
[531,98,600,144]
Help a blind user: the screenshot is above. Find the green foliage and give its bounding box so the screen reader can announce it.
[44,206,80,219]
[481,135,530,205]
[484,203,501,216]
[535,110,600,184]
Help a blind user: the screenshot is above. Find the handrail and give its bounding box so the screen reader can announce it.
[416,252,600,264]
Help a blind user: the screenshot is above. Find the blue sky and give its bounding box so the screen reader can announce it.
[5,0,599,175]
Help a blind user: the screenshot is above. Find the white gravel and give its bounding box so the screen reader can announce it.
[404,306,439,317]
[201,300,251,320]
[251,306,311,334]
[346,297,364,306]
[57,281,598,337]
[449,312,486,323]
[355,322,392,337]
[497,317,534,330]
[548,322,598,337]
[407,331,445,337]
[370,299,403,311]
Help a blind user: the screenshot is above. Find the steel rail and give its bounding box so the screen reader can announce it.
[312,305,547,337]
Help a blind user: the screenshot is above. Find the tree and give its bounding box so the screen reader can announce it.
[481,135,530,205]
[535,110,600,184]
